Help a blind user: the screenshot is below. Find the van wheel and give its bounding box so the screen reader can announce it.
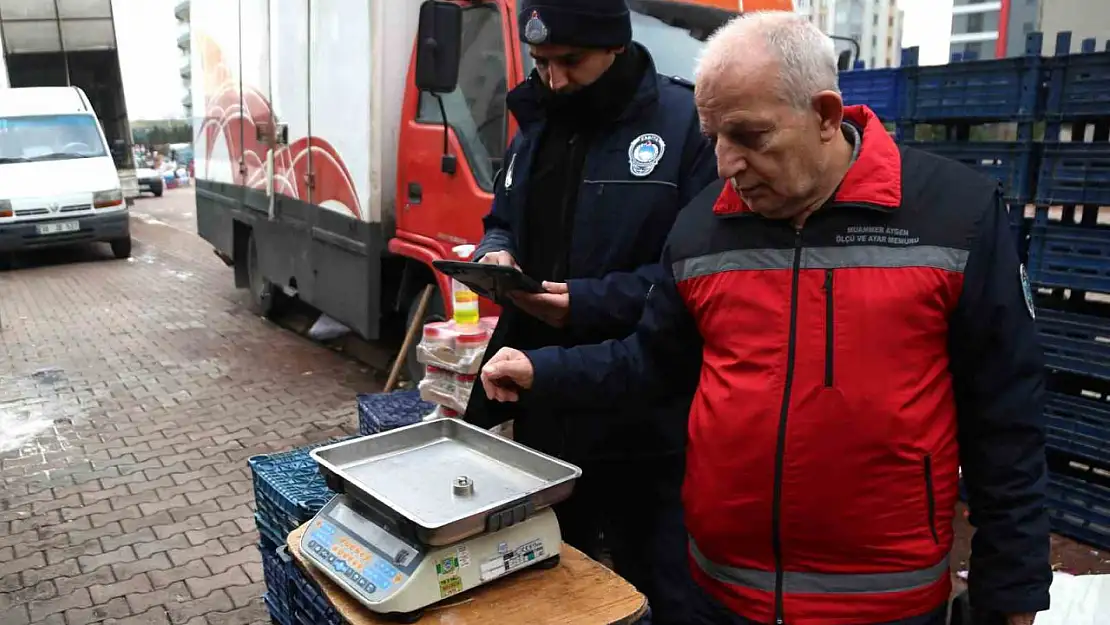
[111,237,132,259]
[153,187,163,198]
[404,284,446,383]
[247,231,285,317]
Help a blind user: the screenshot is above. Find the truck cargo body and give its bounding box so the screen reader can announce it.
[191,0,737,341]
[0,0,140,201]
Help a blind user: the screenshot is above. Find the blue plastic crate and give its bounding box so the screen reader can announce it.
[357,390,433,436]
[1045,33,1110,119]
[264,592,294,625]
[905,141,1038,202]
[1047,472,1110,551]
[261,545,293,607]
[1036,143,1110,206]
[839,67,901,122]
[255,512,285,552]
[1046,390,1110,467]
[901,56,1044,121]
[290,569,343,625]
[249,441,339,540]
[1038,308,1110,381]
[1027,219,1110,292]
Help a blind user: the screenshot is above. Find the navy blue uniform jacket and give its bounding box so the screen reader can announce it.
[465,49,718,463]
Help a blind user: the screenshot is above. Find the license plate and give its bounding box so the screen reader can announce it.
[36,221,79,235]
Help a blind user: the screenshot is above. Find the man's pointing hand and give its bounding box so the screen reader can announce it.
[480,348,534,402]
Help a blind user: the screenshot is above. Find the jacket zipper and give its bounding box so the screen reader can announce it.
[924,455,939,544]
[551,133,580,281]
[824,269,834,387]
[772,227,804,625]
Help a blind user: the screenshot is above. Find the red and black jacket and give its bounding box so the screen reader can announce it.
[526,106,1051,624]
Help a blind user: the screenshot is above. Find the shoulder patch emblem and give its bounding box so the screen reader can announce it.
[629,133,666,177]
[1020,263,1035,320]
[524,10,549,45]
[668,75,695,89]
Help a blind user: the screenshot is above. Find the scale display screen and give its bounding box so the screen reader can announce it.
[302,496,426,603]
[330,500,420,568]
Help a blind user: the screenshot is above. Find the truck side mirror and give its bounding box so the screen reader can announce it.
[837,50,852,72]
[415,1,462,94]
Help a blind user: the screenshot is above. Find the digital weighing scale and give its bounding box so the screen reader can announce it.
[301,418,582,621]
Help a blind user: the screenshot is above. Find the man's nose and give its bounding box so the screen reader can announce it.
[715,140,747,180]
[547,66,570,92]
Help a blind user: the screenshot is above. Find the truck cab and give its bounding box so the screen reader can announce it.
[389,0,739,323]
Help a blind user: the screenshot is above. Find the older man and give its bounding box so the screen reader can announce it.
[480,12,1051,625]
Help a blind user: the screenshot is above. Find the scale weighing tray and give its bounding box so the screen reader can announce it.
[311,418,581,545]
[302,419,582,619]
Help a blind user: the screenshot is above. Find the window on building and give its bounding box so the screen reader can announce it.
[873,14,878,25]
[967,12,984,32]
[417,4,507,192]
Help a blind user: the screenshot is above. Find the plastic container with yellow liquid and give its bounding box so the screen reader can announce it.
[450,244,480,329]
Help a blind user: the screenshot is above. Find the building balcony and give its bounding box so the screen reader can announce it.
[177,30,190,51]
[175,0,190,22]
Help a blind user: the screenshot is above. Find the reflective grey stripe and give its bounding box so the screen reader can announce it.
[673,245,968,281]
[689,538,950,595]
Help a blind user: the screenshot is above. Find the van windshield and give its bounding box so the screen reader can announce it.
[0,115,107,164]
[521,1,736,81]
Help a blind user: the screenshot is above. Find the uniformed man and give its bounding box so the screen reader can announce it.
[464,1,719,622]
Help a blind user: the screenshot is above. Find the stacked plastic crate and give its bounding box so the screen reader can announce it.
[1026,32,1110,551]
[898,33,1046,254]
[249,444,343,625]
[838,59,902,128]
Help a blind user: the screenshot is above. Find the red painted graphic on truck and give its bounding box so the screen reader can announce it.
[195,35,363,220]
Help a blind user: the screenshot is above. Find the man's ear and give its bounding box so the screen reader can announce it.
[812,91,845,143]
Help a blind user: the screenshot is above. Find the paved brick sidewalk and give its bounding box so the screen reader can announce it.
[0,199,378,625]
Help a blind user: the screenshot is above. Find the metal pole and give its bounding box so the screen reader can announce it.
[52,0,69,86]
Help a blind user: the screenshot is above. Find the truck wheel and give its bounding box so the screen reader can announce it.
[404,284,446,383]
[153,187,163,198]
[110,237,132,259]
[247,231,285,317]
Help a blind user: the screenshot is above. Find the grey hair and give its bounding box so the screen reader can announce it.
[695,11,840,109]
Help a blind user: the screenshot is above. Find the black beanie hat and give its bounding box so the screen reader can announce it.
[518,0,632,50]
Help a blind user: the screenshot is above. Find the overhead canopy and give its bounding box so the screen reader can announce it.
[0,0,117,54]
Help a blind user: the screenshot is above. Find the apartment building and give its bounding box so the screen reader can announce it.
[175,0,190,120]
[949,0,1006,60]
[796,0,904,68]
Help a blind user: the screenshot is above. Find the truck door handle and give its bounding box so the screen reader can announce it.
[408,182,422,204]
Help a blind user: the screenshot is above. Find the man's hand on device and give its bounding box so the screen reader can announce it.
[477,250,520,270]
[481,348,534,402]
[509,281,569,328]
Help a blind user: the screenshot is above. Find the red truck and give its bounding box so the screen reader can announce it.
[191,0,778,377]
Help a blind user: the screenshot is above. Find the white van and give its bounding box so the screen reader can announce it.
[0,86,131,259]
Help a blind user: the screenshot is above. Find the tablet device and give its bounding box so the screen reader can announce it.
[432,260,545,302]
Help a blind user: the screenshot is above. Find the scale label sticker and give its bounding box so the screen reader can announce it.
[457,545,471,568]
[436,555,463,599]
[438,576,463,599]
[479,539,546,582]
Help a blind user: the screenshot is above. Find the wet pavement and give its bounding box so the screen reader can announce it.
[0,188,1107,624]
[0,188,380,625]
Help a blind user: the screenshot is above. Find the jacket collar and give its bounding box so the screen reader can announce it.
[713,105,903,217]
[507,42,662,131]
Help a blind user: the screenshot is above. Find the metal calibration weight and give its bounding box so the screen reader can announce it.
[453,475,474,496]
